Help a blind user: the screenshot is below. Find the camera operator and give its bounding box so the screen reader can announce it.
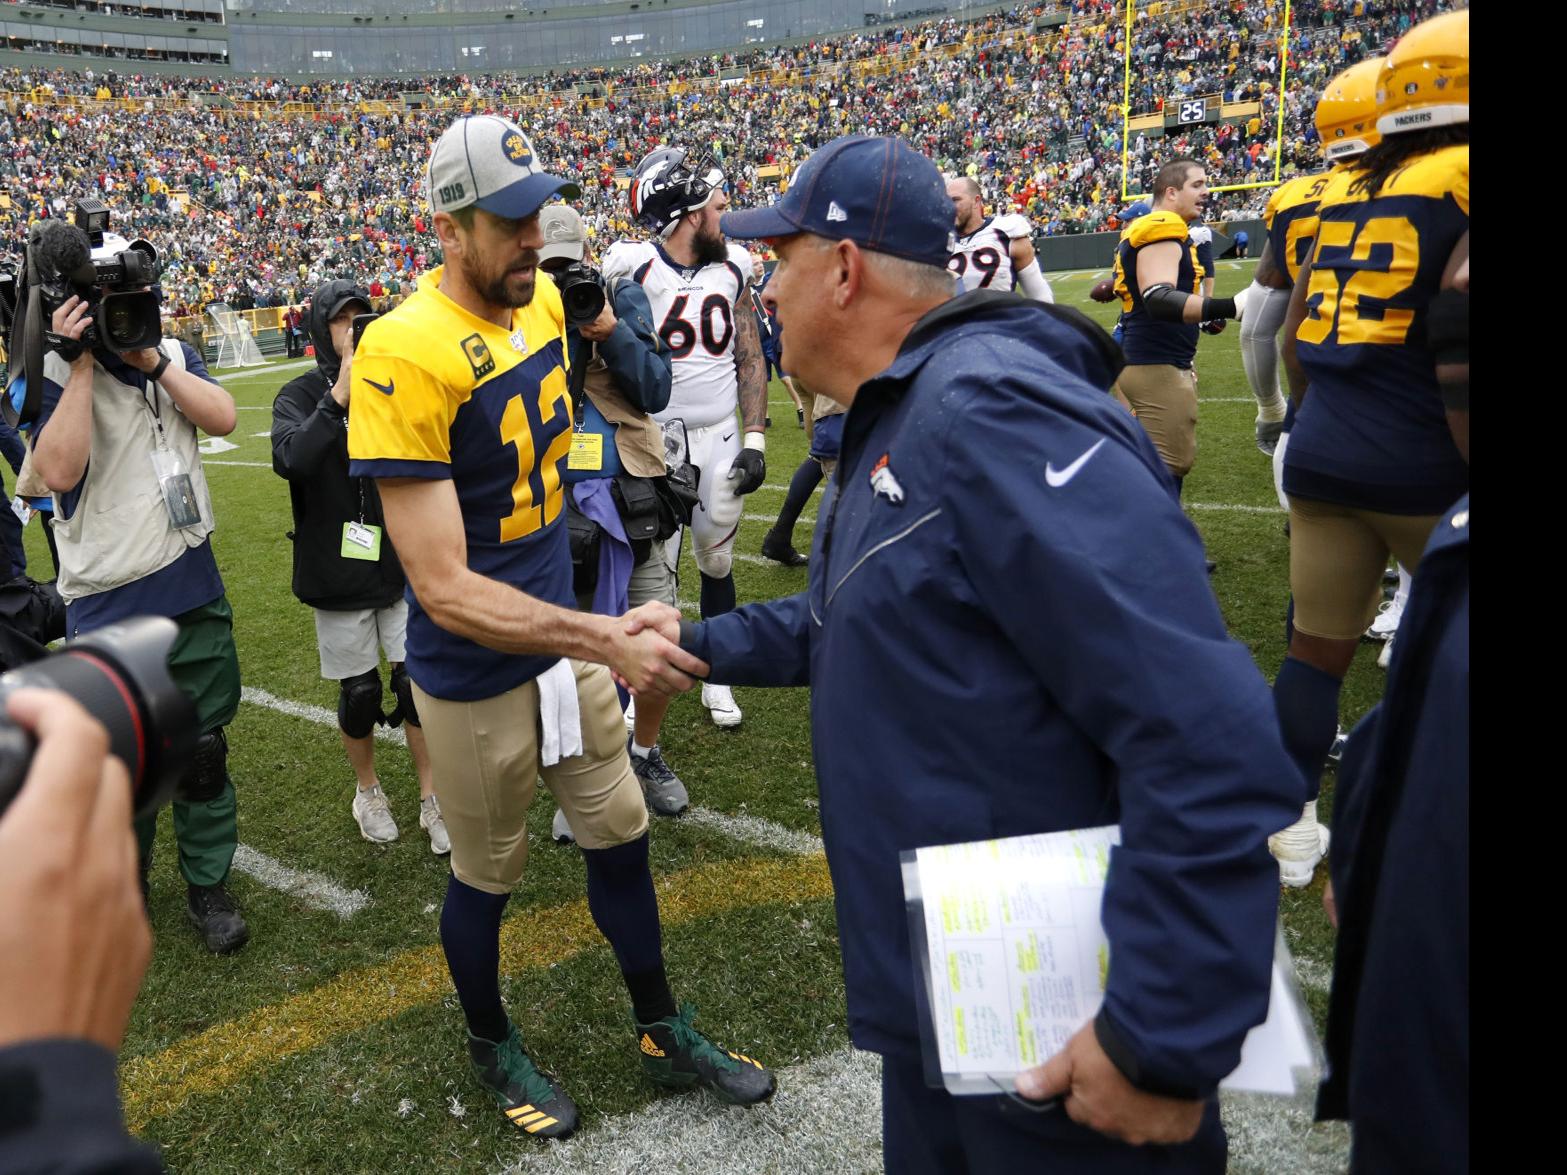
[0,688,163,1173]
[534,205,691,841]
[28,269,249,955]
[271,280,447,853]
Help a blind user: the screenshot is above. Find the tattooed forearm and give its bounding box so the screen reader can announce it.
[733,281,769,432]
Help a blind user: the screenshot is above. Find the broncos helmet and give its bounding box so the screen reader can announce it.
[628,147,726,239]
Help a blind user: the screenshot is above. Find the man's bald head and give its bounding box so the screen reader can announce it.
[947,177,985,234]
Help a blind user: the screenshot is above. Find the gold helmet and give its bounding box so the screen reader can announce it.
[1315,57,1385,162]
[1376,8,1470,137]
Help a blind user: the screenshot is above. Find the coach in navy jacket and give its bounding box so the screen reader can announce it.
[666,136,1302,1172]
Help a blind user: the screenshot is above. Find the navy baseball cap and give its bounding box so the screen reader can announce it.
[720,136,952,269]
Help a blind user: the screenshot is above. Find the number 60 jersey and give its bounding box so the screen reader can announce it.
[1289,143,1469,515]
[602,238,754,430]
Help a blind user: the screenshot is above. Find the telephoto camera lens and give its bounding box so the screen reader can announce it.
[0,616,198,819]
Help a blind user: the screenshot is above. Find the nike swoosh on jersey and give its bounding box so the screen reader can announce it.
[364,377,395,396]
[1044,438,1107,487]
[722,432,735,443]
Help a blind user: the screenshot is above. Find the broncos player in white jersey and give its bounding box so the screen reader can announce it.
[945,177,1053,301]
[602,148,769,734]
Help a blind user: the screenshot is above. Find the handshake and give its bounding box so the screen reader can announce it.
[602,602,706,697]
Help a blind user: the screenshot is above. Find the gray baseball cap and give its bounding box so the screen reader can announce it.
[426,115,581,220]
[537,205,587,264]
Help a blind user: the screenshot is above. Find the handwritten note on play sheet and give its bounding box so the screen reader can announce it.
[903,826,1315,1097]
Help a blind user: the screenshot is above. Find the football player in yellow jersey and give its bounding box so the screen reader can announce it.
[347,115,776,1140]
[1270,9,1469,890]
[1112,158,1244,491]
[1253,58,1384,467]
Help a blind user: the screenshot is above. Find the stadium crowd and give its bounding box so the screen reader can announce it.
[0,0,1448,314]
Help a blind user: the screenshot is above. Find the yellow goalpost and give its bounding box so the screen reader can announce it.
[1119,0,1294,201]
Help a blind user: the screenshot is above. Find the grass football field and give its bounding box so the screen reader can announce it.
[28,259,1385,1172]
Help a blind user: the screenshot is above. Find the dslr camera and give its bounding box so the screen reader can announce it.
[555,261,607,329]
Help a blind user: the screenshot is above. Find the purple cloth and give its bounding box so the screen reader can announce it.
[572,478,632,616]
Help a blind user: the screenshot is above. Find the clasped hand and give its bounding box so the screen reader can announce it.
[607,601,708,697]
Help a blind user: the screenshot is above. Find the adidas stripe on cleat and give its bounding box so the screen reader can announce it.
[467,1025,578,1140]
[635,1002,776,1106]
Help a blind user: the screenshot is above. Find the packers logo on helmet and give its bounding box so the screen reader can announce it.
[1315,57,1384,163]
[1376,8,1469,136]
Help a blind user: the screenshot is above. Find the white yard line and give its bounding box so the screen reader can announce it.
[205,460,273,468]
[242,685,406,745]
[230,844,371,920]
[498,1048,884,1175]
[492,1039,1346,1175]
[243,686,821,857]
[744,511,814,526]
[682,807,823,856]
[1187,502,1285,515]
[1198,396,1261,403]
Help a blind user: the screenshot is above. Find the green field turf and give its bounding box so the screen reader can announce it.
[28,259,1378,1171]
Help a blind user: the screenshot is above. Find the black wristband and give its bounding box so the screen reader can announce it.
[149,353,171,382]
[1200,295,1238,321]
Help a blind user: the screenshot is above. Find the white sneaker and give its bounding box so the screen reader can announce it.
[1378,634,1395,670]
[623,694,637,734]
[1268,801,1330,888]
[419,795,450,856]
[352,784,398,843]
[551,806,576,845]
[701,682,742,729]
[1366,598,1403,641]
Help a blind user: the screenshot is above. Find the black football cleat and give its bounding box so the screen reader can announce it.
[761,531,808,567]
[636,1003,776,1106]
[468,1026,578,1140]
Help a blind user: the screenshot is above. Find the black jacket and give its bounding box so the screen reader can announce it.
[271,367,405,611]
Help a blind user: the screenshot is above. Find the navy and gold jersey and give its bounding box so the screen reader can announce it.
[1288,144,1469,515]
[1112,210,1205,367]
[1263,170,1334,288]
[348,266,574,701]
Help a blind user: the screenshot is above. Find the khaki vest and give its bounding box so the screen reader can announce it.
[581,348,666,479]
[42,341,217,603]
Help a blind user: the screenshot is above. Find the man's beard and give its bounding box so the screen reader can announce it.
[472,248,540,308]
[692,223,729,267]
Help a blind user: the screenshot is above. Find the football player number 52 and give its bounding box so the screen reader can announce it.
[1299,215,1418,347]
[498,367,572,540]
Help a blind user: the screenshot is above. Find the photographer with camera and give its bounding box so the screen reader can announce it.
[271,280,447,853]
[0,688,164,1174]
[534,205,696,839]
[24,211,249,956]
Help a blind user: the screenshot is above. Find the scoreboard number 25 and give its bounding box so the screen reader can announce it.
[1178,99,1207,124]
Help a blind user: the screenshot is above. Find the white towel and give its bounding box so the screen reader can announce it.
[537,658,583,766]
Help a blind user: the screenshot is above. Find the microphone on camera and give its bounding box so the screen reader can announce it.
[29,219,95,284]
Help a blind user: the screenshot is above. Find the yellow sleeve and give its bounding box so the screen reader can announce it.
[347,320,455,472]
[1128,210,1190,249]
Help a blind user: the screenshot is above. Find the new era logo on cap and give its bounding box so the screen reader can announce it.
[718,135,953,270]
[427,115,581,222]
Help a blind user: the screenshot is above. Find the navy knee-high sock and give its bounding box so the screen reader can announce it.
[439,874,511,1042]
[770,457,822,542]
[1272,655,1342,804]
[581,833,676,1024]
[699,571,736,619]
